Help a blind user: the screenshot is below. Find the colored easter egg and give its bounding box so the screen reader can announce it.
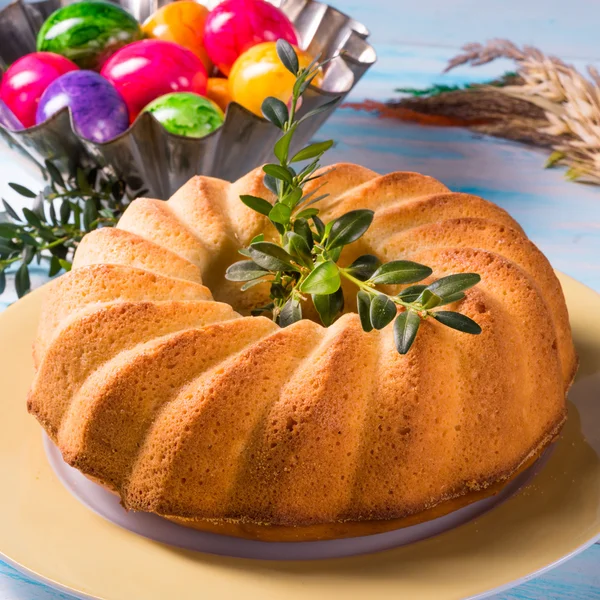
[142,92,224,137]
[142,1,211,71]
[229,42,317,116]
[0,99,22,131]
[206,77,231,112]
[36,1,142,70]
[204,0,298,75]
[101,40,208,122]
[0,52,78,127]
[36,70,129,143]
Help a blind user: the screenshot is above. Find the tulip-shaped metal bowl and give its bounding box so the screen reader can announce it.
[0,0,375,198]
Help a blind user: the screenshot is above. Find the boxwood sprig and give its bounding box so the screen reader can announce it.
[0,161,142,297]
[226,40,482,354]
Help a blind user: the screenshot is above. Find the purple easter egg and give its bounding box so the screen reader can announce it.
[36,70,129,142]
[0,98,23,131]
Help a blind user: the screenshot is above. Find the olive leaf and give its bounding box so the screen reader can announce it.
[276,39,299,75]
[369,260,432,285]
[291,140,334,163]
[261,97,289,129]
[433,311,482,334]
[357,290,373,332]
[393,310,421,354]
[279,296,302,327]
[299,260,340,294]
[326,210,374,249]
[249,242,299,272]
[225,260,269,282]
[427,273,481,299]
[370,293,397,330]
[240,195,273,216]
[313,287,344,327]
[345,254,381,281]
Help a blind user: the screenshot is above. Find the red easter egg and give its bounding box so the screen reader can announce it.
[0,52,78,127]
[100,40,208,122]
[204,0,298,76]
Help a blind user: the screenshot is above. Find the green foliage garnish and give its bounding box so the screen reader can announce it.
[226,40,482,354]
[0,161,143,297]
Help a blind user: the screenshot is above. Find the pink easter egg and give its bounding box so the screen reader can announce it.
[100,39,208,122]
[204,0,298,76]
[0,52,78,127]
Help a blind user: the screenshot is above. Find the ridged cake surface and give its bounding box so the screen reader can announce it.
[28,164,577,540]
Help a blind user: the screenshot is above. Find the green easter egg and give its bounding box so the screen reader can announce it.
[142,92,224,138]
[37,1,143,70]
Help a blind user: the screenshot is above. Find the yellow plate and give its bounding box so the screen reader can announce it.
[0,273,599,600]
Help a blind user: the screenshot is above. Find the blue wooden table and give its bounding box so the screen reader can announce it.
[1,0,600,597]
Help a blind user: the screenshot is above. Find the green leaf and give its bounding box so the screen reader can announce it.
[276,39,299,75]
[312,215,325,240]
[261,97,289,129]
[263,174,279,196]
[393,310,421,354]
[251,233,265,244]
[293,218,314,249]
[22,208,42,228]
[60,200,71,224]
[345,254,381,281]
[369,293,397,330]
[45,160,65,189]
[58,259,72,272]
[433,311,482,334]
[76,167,92,193]
[48,255,62,277]
[326,210,374,249]
[328,245,342,262]
[15,262,30,298]
[295,207,319,220]
[0,239,17,254]
[437,291,465,306]
[0,223,18,239]
[397,284,427,302]
[263,164,294,185]
[284,231,312,265]
[23,245,35,265]
[299,260,340,294]
[274,126,295,163]
[16,231,37,246]
[9,183,37,198]
[48,201,58,226]
[2,199,20,221]
[545,151,565,169]
[241,277,269,291]
[416,288,441,310]
[291,140,334,163]
[357,290,373,332]
[83,198,98,231]
[298,97,341,123]
[281,187,302,208]
[225,260,269,281]
[370,260,432,285]
[268,202,292,225]
[298,70,322,95]
[0,269,5,295]
[249,242,298,272]
[313,287,344,327]
[240,194,272,216]
[279,296,302,327]
[427,273,481,299]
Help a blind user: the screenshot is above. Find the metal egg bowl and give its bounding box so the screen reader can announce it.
[0,0,375,198]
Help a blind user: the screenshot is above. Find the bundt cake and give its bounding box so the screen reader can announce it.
[28,163,577,541]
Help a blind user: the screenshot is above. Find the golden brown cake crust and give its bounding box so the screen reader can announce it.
[28,164,577,541]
